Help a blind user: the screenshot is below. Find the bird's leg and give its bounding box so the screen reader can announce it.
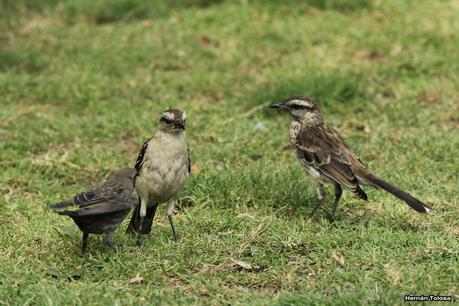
[331,184,343,219]
[81,232,89,253]
[309,183,326,217]
[126,203,141,234]
[139,203,158,235]
[166,199,178,242]
[136,198,147,246]
[136,218,144,246]
[106,231,116,251]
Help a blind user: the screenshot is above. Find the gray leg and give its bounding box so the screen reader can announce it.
[167,200,178,242]
[331,184,343,218]
[309,183,326,217]
[81,232,89,253]
[106,232,116,250]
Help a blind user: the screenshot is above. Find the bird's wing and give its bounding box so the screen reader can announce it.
[135,140,149,173]
[133,140,149,187]
[295,125,361,192]
[49,188,101,211]
[55,186,138,216]
[187,146,191,173]
[73,189,103,205]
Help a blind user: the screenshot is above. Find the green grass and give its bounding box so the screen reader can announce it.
[1,0,458,305]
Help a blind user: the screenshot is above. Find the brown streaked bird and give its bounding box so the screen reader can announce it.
[126,108,190,244]
[270,96,432,217]
[50,168,138,252]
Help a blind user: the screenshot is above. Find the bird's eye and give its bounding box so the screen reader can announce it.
[292,104,314,110]
[162,117,173,124]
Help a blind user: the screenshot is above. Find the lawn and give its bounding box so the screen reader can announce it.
[0,0,458,305]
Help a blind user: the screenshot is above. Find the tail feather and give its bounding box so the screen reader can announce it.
[49,199,75,211]
[55,210,79,217]
[364,173,431,213]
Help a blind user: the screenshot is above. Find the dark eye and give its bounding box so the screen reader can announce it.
[162,117,173,124]
[294,104,314,110]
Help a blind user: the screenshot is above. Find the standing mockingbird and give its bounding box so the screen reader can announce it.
[126,108,190,244]
[50,168,138,252]
[270,96,432,217]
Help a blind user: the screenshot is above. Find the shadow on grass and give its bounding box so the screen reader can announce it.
[1,0,225,26]
[259,0,373,13]
[1,0,374,29]
[1,0,372,22]
[0,44,50,73]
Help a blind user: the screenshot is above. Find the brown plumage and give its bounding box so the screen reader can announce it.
[270,96,432,217]
[50,168,138,252]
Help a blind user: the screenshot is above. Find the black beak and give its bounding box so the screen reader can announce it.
[270,103,285,110]
[177,120,185,130]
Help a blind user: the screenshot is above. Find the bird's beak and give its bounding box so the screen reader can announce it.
[177,120,185,130]
[270,103,285,110]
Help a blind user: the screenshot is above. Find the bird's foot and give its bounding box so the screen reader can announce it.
[325,210,337,222]
[308,202,323,218]
[136,234,142,247]
[107,242,117,251]
[81,232,89,254]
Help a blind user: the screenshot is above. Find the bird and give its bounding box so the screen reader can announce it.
[270,96,432,217]
[126,108,190,244]
[50,168,138,252]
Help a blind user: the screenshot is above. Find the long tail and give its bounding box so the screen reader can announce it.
[49,199,77,215]
[363,173,431,213]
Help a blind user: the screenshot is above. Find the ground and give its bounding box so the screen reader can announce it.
[0,0,458,305]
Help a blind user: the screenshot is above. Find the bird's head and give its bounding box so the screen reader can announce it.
[159,108,187,132]
[270,96,323,124]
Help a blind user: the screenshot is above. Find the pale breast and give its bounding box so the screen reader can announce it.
[290,121,328,184]
[137,132,189,203]
[289,121,301,147]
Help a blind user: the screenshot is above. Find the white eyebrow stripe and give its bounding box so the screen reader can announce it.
[291,100,313,107]
[162,112,174,120]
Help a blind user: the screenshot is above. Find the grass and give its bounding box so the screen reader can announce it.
[0,0,458,305]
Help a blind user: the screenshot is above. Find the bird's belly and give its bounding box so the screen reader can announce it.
[308,167,325,183]
[298,160,328,184]
[137,158,188,203]
[72,210,129,234]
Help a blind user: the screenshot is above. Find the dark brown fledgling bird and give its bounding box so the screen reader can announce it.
[126,108,190,244]
[50,168,138,252]
[270,96,432,217]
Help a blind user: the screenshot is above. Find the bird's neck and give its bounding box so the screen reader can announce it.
[157,125,184,137]
[297,114,324,128]
[288,121,302,145]
[289,118,323,147]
